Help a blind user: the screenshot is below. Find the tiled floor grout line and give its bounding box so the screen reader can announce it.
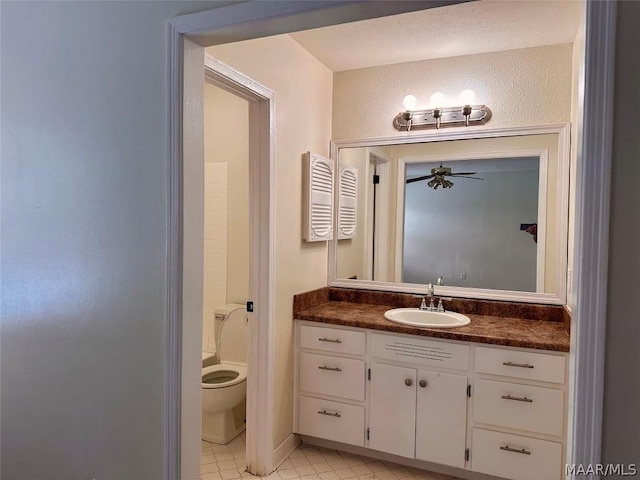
[201,434,460,480]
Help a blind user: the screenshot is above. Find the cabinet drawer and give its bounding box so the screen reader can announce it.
[298,396,365,447]
[299,352,365,401]
[371,333,469,371]
[475,346,566,384]
[473,378,564,436]
[299,325,365,355]
[471,428,562,480]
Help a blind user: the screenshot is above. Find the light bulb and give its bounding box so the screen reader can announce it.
[403,94,417,111]
[429,92,446,109]
[459,89,476,106]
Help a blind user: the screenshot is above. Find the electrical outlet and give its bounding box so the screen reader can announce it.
[460,272,467,279]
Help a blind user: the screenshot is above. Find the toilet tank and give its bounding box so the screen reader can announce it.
[213,304,245,347]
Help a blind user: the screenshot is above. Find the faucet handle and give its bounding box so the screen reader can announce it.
[427,283,434,295]
[412,294,427,310]
[437,276,444,286]
[437,297,452,312]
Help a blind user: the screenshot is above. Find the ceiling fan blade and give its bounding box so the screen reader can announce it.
[406,174,435,184]
[453,175,484,180]
[448,171,478,176]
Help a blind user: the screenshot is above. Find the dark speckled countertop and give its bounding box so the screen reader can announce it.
[294,288,570,352]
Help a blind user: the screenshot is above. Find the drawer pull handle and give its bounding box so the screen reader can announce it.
[503,361,534,369]
[501,394,533,403]
[318,365,342,372]
[419,380,427,388]
[405,378,413,387]
[317,410,341,418]
[318,337,342,344]
[500,445,532,455]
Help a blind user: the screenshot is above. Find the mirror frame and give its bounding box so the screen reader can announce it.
[329,123,570,305]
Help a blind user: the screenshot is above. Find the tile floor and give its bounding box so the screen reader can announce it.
[201,434,461,480]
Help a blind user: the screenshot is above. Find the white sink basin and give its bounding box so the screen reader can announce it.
[384,308,471,328]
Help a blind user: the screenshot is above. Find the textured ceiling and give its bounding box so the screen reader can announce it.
[289,0,583,72]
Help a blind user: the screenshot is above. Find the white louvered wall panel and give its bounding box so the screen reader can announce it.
[338,165,358,239]
[303,151,334,242]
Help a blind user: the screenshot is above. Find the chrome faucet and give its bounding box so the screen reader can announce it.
[426,283,436,311]
[414,285,436,311]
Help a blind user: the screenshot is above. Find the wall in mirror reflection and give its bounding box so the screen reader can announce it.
[403,157,539,291]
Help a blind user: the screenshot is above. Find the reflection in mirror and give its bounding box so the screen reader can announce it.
[403,157,540,291]
[333,128,568,303]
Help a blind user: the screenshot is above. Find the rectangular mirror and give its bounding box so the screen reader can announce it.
[330,125,570,304]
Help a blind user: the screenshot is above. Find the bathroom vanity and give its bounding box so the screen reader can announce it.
[292,288,570,480]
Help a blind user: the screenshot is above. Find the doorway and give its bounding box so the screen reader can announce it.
[200,71,250,476]
[366,149,390,282]
[178,51,276,479]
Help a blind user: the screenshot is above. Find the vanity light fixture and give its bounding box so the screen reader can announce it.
[394,90,491,131]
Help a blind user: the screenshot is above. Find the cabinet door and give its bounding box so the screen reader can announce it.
[368,362,416,458]
[415,370,468,468]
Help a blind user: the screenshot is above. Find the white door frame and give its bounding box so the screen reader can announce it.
[167,1,616,479]
[203,54,276,477]
[174,35,276,479]
[567,0,617,470]
[368,148,391,282]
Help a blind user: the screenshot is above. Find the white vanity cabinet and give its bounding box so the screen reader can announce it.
[368,362,417,457]
[294,320,569,480]
[415,369,468,468]
[295,325,367,447]
[470,346,567,480]
[368,333,469,468]
[369,362,468,467]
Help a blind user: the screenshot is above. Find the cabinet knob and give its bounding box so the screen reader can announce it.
[405,378,413,387]
[419,380,427,388]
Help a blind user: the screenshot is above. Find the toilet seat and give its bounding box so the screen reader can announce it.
[202,363,247,389]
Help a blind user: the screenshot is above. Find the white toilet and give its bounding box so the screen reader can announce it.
[202,304,248,444]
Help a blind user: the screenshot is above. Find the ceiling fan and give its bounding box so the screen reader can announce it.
[406,164,484,189]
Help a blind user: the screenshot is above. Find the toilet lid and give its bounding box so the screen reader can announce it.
[217,307,248,364]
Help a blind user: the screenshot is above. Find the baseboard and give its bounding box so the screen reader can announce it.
[272,433,301,470]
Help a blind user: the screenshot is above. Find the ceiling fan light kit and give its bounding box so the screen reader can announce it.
[406,164,484,190]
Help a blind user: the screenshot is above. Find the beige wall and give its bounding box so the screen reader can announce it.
[332,44,573,140]
[332,43,574,298]
[207,35,333,447]
[203,163,228,351]
[204,82,250,308]
[203,82,249,354]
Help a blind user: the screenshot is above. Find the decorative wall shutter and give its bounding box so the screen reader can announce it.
[338,165,358,239]
[303,151,334,242]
